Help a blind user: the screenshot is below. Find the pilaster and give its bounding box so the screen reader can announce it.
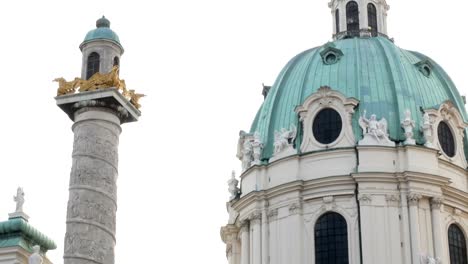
[407,193,422,264]
[430,197,443,260]
[240,221,250,264]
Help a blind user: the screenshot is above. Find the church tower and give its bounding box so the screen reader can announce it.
[55,17,141,264]
[221,1,468,264]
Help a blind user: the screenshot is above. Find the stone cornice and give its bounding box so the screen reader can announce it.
[352,172,399,183]
[400,171,451,186]
[442,186,468,210]
[438,158,468,175]
[0,218,57,252]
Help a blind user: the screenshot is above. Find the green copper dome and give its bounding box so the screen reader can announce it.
[80,16,123,50]
[251,37,468,160]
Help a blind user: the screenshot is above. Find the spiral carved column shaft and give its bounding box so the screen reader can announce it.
[64,107,121,264]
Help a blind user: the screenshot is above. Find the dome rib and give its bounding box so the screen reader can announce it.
[249,37,468,161]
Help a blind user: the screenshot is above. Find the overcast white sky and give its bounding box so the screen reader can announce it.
[0,0,466,263]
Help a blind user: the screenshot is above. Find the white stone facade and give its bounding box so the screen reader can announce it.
[0,248,52,264]
[221,89,468,264]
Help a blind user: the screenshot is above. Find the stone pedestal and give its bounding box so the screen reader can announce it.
[56,89,140,264]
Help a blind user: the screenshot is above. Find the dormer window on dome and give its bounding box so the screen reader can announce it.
[415,60,433,77]
[320,44,344,65]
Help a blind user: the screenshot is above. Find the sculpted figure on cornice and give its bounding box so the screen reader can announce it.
[28,245,43,264]
[401,109,416,145]
[359,110,395,146]
[227,171,240,201]
[251,132,263,165]
[237,131,263,171]
[237,131,252,171]
[421,112,434,148]
[13,187,25,213]
[273,124,297,154]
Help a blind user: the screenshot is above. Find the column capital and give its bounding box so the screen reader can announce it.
[248,212,262,224]
[56,88,140,124]
[240,220,249,233]
[407,193,422,206]
[430,197,444,209]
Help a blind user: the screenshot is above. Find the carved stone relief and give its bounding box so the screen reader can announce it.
[67,192,116,233]
[289,203,302,215]
[73,134,118,166]
[70,157,117,197]
[64,230,114,264]
[358,194,372,205]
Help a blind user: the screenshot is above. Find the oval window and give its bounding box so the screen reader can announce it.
[437,121,455,157]
[313,108,342,144]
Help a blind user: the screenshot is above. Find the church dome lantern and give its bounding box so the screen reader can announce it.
[79,16,124,80]
[329,0,390,39]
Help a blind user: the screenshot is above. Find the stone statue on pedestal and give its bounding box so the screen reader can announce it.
[29,245,43,264]
[13,187,25,213]
[251,132,263,165]
[401,109,416,145]
[359,110,394,146]
[273,125,297,154]
[421,112,434,148]
[228,171,240,201]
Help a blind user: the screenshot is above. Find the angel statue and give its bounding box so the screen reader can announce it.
[359,110,394,146]
[29,245,43,264]
[251,132,263,166]
[273,124,297,154]
[227,171,240,201]
[421,112,434,148]
[14,187,25,213]
[401,109,416,145]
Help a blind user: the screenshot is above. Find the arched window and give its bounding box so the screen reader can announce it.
[448,224,467,264]
[346,1,359,37]
[335,9,340,33]
[368,3,378,37]
[315,212,349,264]
[113,56,120,67]
[86,52,100,80]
